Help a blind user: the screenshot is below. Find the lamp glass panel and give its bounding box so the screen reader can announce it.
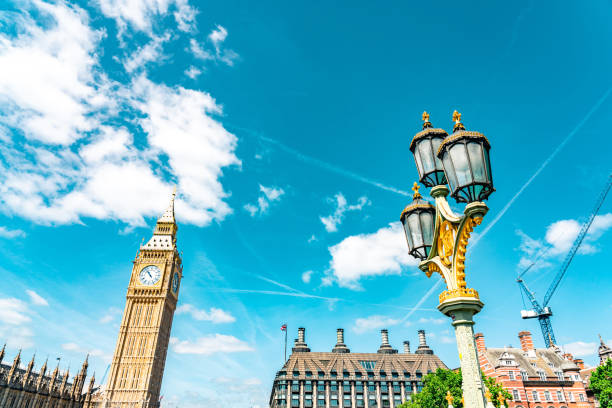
[450,143,472,187]
[402,219,414,249]
[413,148,424,178]
[484,148,493,183]
[419,211,434,248]
[417,140,435,174]
[408,213,423,247]
[467,142,486,182]
[441,153,458,191]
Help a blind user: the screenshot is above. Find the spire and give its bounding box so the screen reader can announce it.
[0,343,5,364]
[27,352,35,371]
[452,110,465,132]
[422,111,432,129]
[12,349,21,368]
[158,186,176,224]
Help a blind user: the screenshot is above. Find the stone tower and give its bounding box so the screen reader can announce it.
[102,190,182,407]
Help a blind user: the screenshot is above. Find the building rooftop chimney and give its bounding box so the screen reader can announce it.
[377,329,398,354]
[475,332,486,354]
[518,330,536,357]
[415,330,433,354]
[292,327,310,353]
[403,341,411,354]
[332,328,350,353]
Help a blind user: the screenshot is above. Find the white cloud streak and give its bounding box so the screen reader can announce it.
[0,227,26,238]
[243,185,284,217]
[26,290,49,306]
[176,304,236,323]
[353,315,399,334]
[171,334,254,355]
[320,193,369,233]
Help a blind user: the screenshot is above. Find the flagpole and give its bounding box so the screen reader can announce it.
[284,324,287,362]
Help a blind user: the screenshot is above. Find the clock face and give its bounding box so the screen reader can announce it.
[172,272,179,292]
[139,265,161,286]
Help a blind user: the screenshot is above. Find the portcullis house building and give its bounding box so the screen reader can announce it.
[269,328,447,408]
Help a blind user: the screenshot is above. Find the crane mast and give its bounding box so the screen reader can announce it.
[517,174,611,348]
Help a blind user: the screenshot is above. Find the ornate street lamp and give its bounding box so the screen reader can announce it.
[401,111,494,408]
[410,112,448,187]
[438,111,494,203]
[400,182,435,260]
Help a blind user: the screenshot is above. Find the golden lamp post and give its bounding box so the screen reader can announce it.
[400,111,494,408]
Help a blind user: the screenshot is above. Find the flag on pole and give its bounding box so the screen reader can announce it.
[281,324,287,331]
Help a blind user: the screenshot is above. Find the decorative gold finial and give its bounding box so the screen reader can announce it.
[485,388,492,402]
[452,110,465,132]
[422,111,430,122]
[452,110,461,123]
[412,182,422,199]
[445,391,454,405]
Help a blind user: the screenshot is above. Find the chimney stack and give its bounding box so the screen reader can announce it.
[377,329,398,354]
[475,333,486,354]
[518,331,534,352]
[332,328,350,353]
[415,330,433,355]
[574,359,585,370]
[292,327,310,353]
[403,341,411,353]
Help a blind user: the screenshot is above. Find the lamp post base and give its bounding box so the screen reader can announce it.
[438,297,486,408]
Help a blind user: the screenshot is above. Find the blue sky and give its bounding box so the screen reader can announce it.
[1,0,612,406]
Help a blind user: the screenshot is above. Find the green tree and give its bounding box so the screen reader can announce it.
[395,368,511,408]
[590,359,612,408]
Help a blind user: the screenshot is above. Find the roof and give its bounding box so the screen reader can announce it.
[483,347,579,377]
[280,351,446,377]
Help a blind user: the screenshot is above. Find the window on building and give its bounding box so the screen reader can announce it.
[331,381,338,391]
[404,371,410,378]
[293,371,300,377]
[579,394,585,402]
[291,383,299,392]
[521,371,528,380]
[392,371,399,378]
[355,372,362,378]
[513,390,520,401]
[569,392,574,402]
[359,361,376,370]
[556,372,564,381]
[317,398,325,407]
[318,371,325,379]
[380,371,387,378]
[557,391,564,401]
[368,372,374,379]
[532,391,539,402]
[381,384,388,392]
[306,371,312,378]
[368,382,375,392]
[538,371,546,381]
[343,370,350,378]
[305,381,313,392]
[331,371,337,378]
[415,371,422,378]
[544,391,551,401]
[317,383,325,392]
[356,383,363,392]
[343,384,351,393]
[509,371,515,380]
[368,399,377,407]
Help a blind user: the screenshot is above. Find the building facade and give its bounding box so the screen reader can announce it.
[269,328,447,408]
[0,347,95,408]
[87,190,183,408]
[476,330,593,408]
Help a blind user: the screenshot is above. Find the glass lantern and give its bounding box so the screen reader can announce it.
[409,112,448,187]
[437,111,494,203]
[400,183,436,260]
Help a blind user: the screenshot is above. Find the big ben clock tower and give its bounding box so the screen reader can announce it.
[100,189,182,407]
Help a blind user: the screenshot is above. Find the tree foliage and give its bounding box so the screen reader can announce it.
[395,368,511,408]
[590,359,612,408]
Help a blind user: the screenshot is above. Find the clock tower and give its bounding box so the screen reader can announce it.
[102,189,182,407]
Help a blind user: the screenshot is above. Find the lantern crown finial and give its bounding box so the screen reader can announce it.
[412,182,422,199]
[452,110,465,132]
[445,391,454,404]
[422,111,432,129]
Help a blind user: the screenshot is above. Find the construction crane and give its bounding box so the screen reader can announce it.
[517,174,612,348]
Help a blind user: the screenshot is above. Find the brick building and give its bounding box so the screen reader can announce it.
[269,328,447,408]
[475,330,592,408]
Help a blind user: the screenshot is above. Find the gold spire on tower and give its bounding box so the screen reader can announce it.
[422,111,432,129]
[452,110,465,132]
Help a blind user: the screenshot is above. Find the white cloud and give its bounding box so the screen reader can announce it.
[353,315,399,334]
[308,235,317,243]
[208,25,228,48]
[517,213,612,270]
[440,335,455,344]
[563,341,598,357]
[0,0,106,145]
[190,38,213,61]
[320,193,369,233]
[417,317,445,325]
[0,298,31,325]
[123,32,170,73]
[301,270,313,284]
[185,65,202,79]
[0,227,26,239]
[171,334,254,355]
[0,1,240,228]
[190,25,239,67]
[328,222,418,289]
[98,0,196,34]
[176,304,235,323]
[26,290,48,306]
[243,185,285,217]
[99,307,122,324]
[0,297,34,348]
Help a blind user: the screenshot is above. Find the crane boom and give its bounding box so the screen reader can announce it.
[542,174,612,306]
